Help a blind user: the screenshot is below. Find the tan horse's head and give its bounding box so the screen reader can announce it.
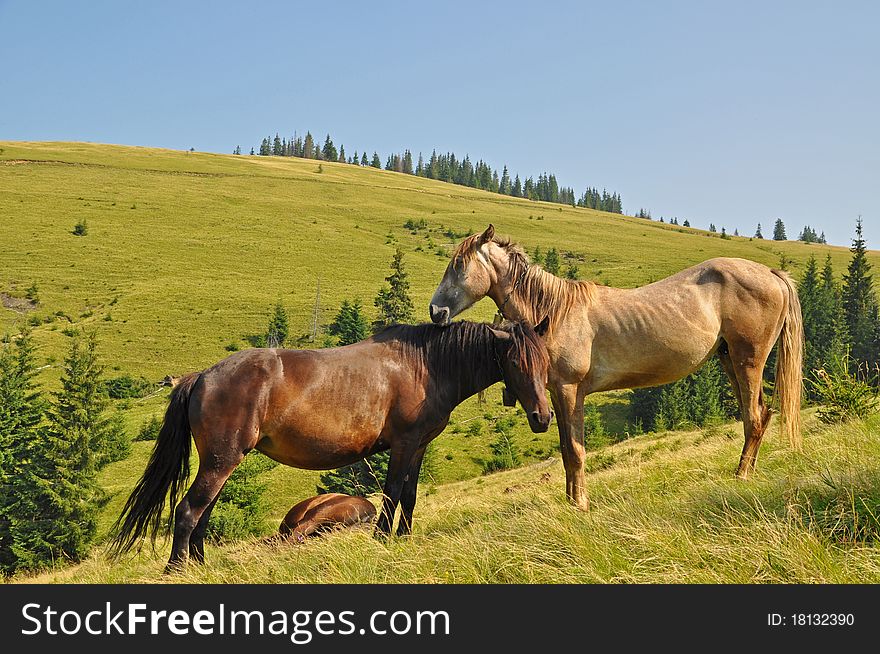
[430,224,501,325]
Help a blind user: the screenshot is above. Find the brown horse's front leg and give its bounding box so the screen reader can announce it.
[396,446,427,537]
[550,383,589,511]
[375,442,419,538]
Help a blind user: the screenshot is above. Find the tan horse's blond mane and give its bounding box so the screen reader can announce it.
[452,233,597,331]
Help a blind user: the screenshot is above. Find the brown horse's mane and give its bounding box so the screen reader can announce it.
[452,233,597,331]
[375,320,548,388]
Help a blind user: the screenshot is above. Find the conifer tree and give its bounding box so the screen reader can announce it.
[799,255,847,391]
[773,219,787,240]
[6,333,119,572]
[361,152,369,166]
[499,166,511,195]
[329,300,370,346]
[374,248,415,330]
[338,145,346,163]
[544,248,561,275]
[321,135,337,161]
[512,175,522,198]
[755,223,763,239]
[371,152,381,168]
[265,302,290,348]
[303,132,315,159]
[0,330,44,574]
[842,218,879,366]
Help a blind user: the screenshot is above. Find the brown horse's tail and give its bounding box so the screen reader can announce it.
[109,372,200,557]
[772,270,804,450]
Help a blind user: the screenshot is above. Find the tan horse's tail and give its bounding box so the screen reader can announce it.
[771,270,804,449]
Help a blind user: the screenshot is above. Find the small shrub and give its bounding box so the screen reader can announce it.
[207,452,279,542]
[72,219,88,236]
[25,283,39,302]
[810,351,879,424]
[584,452,616,473]
[466,420,483,438]
[225,342,240,352]
[135,415,162,441]
[103,375,154,399]
[584,404,612,450]
[482,417,520,474]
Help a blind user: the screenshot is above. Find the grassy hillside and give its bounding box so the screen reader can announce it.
[3,142,879,583]
[21,412,880,584]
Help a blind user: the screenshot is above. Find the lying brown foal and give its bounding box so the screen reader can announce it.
[279,493,377,543]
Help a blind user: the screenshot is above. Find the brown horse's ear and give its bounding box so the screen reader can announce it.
[478,224,495,245]
[534,315,550,337]
[488,326,512,342]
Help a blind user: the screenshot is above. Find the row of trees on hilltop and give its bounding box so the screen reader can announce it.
[238,132,624,214]
[754,219,827,243]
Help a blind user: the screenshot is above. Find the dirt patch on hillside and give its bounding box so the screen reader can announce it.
[1,293,37,312]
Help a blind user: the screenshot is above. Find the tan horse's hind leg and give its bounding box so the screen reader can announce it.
[550,383,589,511]
[728,342,774,479]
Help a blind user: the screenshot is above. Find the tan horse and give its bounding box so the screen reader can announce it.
[429,225,803,510]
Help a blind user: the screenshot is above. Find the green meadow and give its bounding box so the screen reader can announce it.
[2,141,879,583]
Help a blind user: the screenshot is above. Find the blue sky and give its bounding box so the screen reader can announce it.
[1,0,877,248]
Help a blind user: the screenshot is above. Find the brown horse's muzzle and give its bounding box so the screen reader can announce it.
[527,410,553,433]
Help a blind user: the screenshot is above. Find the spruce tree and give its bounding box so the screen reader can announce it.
[361,152,369,166]
[690,360,723,426]
[544,248,561,275]
[265,302,290,348]
[6,333,114,572]
[0,330,44,574]
[374,248,415,330]
[773,219,787,240]
[371,152,381,168]
[322,135,334,160]
[329,300,370,346]
[842,218,879,366]
[755,223,763,239]
[800,255,847,392]
[303,132,315,159]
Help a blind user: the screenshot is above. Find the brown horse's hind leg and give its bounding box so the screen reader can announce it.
[166,456,242,572]
[728,342,773,479]
[189,494,220,564]
[551,383,589,511]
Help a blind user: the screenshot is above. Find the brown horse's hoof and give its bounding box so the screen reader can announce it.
[164,560,186,575]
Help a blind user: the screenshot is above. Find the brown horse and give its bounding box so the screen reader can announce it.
[278,494,376,543]
[111,318,552,570]
[429,225,803,510]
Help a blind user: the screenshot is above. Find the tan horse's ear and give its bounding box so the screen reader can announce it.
[478,224,495,245]
[534,316,550,337]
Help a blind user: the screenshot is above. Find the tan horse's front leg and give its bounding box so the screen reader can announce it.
[550,383,589,511]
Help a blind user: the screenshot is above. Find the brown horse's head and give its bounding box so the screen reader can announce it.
[491,317,553,432]
[430,224,499,325]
